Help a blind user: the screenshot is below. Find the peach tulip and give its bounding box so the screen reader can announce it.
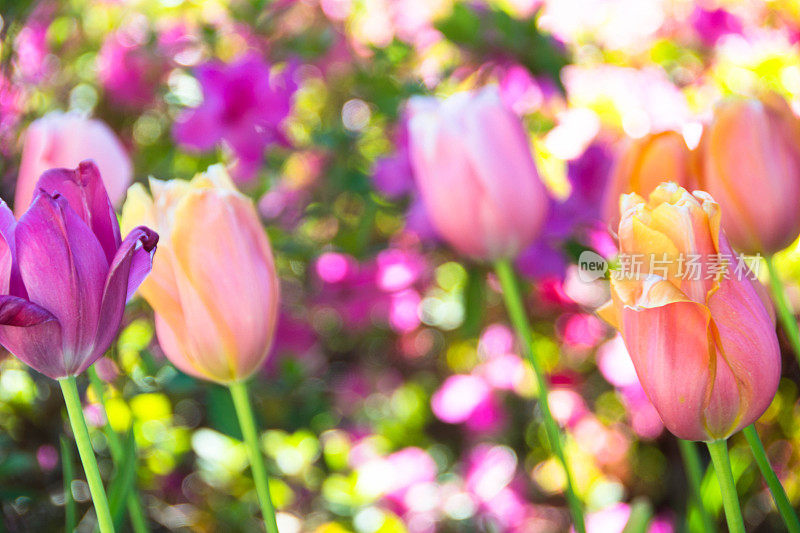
[121,165,279,383]
[694,95,800,255]
[598,183,780,441]
[16,113,132,215]
[602,131,693,225]
[406,87,548,260]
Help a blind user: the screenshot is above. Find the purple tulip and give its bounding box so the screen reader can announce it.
[0,160,157,379]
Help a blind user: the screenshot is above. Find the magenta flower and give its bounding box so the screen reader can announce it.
[97,30,166,108]
[14,19,51,83]
[690,7,743,47]
[173,54,298,182]
[0,161,157,379]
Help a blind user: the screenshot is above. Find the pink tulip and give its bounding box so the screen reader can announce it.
[16,113,132,215]
[120,166,279,383]
[694,94,800,254]
[0,161,157,379]
[407,87,549,260]
[598,183,780,441]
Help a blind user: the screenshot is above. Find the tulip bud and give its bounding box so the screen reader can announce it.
[16,113,133,215]
[598,183,780,441]
[121,165,279,383]
[0,161,157,379]
[694,95,800,255]
[603,131,694,225]
[406,87,549,260]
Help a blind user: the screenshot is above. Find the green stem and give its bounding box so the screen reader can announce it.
[743,425,800,533]
[228,380,279,533]
[59,376,115,533]
[60,436,77,532]
[765,255,800,367]
[678,439,717,533]
[87,367,150,533]
[494,259,585,533]
[707,439,745,533]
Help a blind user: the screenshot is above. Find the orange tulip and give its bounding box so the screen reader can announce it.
[121,166,279,383]
[598,183,780,441]
[602,131,693,225]
[694,95,800,255]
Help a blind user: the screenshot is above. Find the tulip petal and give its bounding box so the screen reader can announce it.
[16,193,107,368]
[706,257,781,436]
[35,161,121,264]
[94,226,159,362]
[0,199,25,298]
[461,89,547,256]
[621,298,715,441]
[122,227,159,301]
[596,300,619,329]
[120,183,184,320]
[0,295,64,379]
[154,313,223,382]
[170,189,279,380]
[0,202,13,294]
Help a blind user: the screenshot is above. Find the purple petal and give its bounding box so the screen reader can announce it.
[0,201,13,293]
[0,295,64,379]
[94,226,158,358]
[34,161,122,264]
[16,192,107,368]
[0,198,16,239]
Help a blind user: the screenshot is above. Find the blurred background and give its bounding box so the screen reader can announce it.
[2,0,800,531]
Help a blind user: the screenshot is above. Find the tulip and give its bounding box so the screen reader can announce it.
[602,131,693,225]
[598,183,780,441]
[16,113,133,214]
[121,165,282,532]
[693,94,800,255]
[406,86,549,260]
[120,165,279,383]
[0,161,157,379]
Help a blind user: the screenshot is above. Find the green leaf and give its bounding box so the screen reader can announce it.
[622,499,653,533]
[104,429,138,531]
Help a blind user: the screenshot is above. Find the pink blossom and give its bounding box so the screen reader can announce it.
[478,324,515,358]
[36,445,58,471]
[620,384,664,440]
[549,388,589,428]
[579,502,631,533]
[376,248,425,292]
[557,313,605,350]
[477,352,525,391]
[97,29,167,108]
[383,447,438,503]
[14,19,52,82]
[431,374,493,425]
[465,445,517,503]
[596,334,639,389]
[389,289,421,333]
